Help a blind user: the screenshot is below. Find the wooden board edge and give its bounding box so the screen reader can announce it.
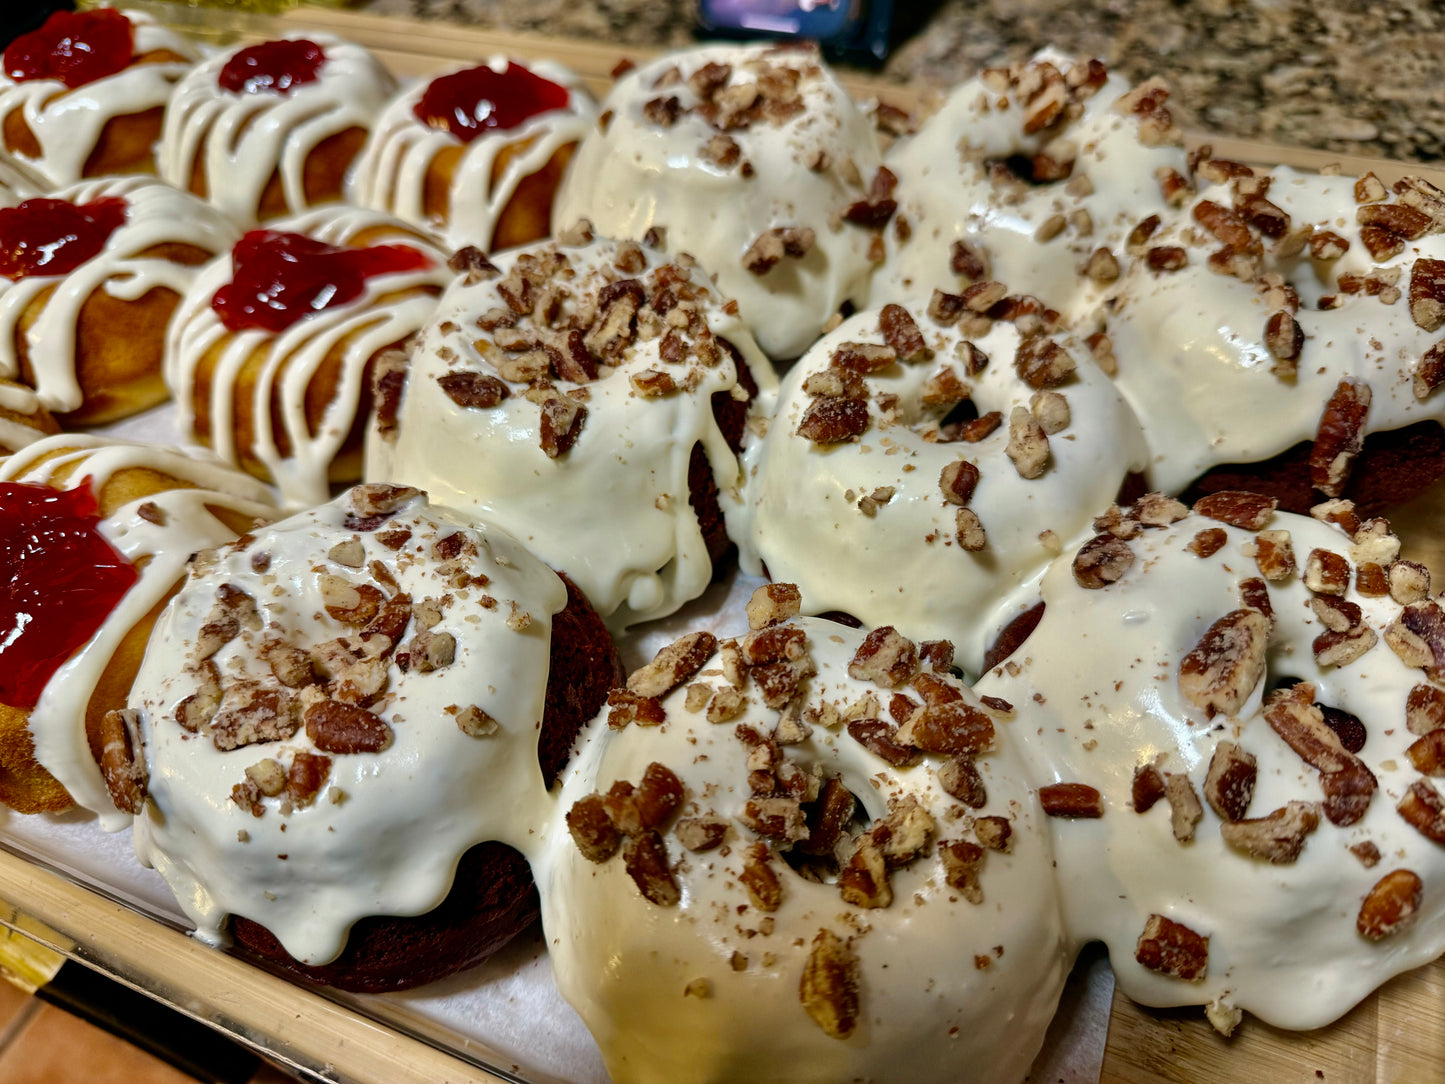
[0,849,511,1084]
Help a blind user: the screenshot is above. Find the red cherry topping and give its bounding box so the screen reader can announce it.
[218,38,325,97]
[412,61,570,143]
[212,230,433,333]
[4,9,135,90]
[0,481,139,710]
[0,196,128,280]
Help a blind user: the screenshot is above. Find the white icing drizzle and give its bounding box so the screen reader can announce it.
[350,57,593,251]
[369,235,777,627]
[0,150,46,206]
[159,34,397,225]
[0,10,196,187]
[869,53,1190,321]
[977,511,1445,1029]
[0,434,276,829]
[0,176,239,415]
[553,43,884,360]
[1101,167,1445,494]
[537,616,1071,1084]
[738,300,1147,672]
[129,489,567,964]
[166,205,450,508]
[0,379,54,453]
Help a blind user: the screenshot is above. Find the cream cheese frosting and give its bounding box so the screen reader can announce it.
[351,56,592,251]
[128,485,568,964]
[0,434,276,828]
[159,33,396,225]
[0,379,56,454]
[166,205,450,507]
[553,43,885,360]
[738,296,1147,673]
[0,10,196,187]
[0,176,239,417]
[868,53,1191,321]
[977,502,1445,1030]
[0,151,45,206]
[1098,164,1445,496]
[539,612,1070,1084]
[368,231,777,627]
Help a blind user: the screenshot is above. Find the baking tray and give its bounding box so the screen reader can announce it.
[5,7,1445,1082]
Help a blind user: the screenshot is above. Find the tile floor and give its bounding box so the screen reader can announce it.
[0,983,291,1084]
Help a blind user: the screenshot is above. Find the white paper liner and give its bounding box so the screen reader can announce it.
[0,402,1115,1083]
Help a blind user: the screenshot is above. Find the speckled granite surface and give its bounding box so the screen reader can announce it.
[354,0,1445,163]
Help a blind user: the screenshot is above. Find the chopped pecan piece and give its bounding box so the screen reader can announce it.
[955,508,987,551]
[211,684,299,751]
[455,705,499,738]
[878,303,929,362]
[675,816,728,852]
[304,700,392,754]
[607,688,668,729]
[1135,914,1208,981]
[949,239,988,280]
[438,371,509,409]
[1302,548,1351,595]
[1410,258,1445,331]
[938,839,985,904]
[742,795,809,842]
[740,844,784,912]
[797,396,869,444]
[1251,529,1296,581]
[628,632,718,698]
[939,459,981,506]
[799,929,860,1040]
[1265,684,1376,826]
[98,708,147,814]
[1357,202,1431,240]
[1407,683,1445,735]
[286,751,331,806]
[1178,609,1270,718]
[1165,772,1203,842]
[320,576,384,627]
[1310,379,1371,498]
[1194,200,1256,250]
[1387,600,1445,672]
[1204,741,1256,822]
[1193,491,1276,530]
[1073,533,1134,588]
[1005,406,1050,479]
[349,484,421,519]
[1146,246,1187,271]
[846,719,921,767]
[1398,778,1445,844]
[1358,869,1424,942]
[1416,340,1445,401]
[1188,528,1228,558]
[1263,311,1304,375]
[1389,560,1432,604]
[746,583,802,630]
[938,756,987,807]
[1313,624,1378,668]
[538,393,587,457]
[742,226,816,274]
[1014,337,1076,389]
[1132,760,1166,813]
[624,829,680,905]
[848,627,919,688]
[1239,577,1273,620]
[896,701,995,757]
[975,815,1012,852]
[799,776,855,856]
[839,838,892,908]
[1351,840,1382,868]
[1040,782,1104,818]
[1219,801,1320,863]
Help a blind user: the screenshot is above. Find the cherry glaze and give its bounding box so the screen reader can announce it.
[0,482,138,710]
[4,9,135,89]
[212,229,432,333]
[412,61,569,143]
[0,196,128,280]
[218,39,325,97]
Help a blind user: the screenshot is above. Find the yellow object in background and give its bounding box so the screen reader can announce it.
[0,906,68,995]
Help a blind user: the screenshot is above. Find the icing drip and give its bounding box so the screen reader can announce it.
[553,43,884,360]
[0,434,276,827]
[0,10,196,187]
[0,176,238,415]
[160,34,396,225]
[167,205,449,507]
[367,235,778,626]
[129,488,567,964]
[0,379,55,453]
[351,55,592,250]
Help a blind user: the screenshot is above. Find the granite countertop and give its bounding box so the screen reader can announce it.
[355,0,1445,163]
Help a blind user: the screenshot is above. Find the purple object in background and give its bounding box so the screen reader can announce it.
[697,0,898,65]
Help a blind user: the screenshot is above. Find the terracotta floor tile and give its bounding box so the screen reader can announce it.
[0,1002,194,1084]
[0,980,30,1036]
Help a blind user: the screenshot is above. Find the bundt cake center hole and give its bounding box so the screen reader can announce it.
[988,153,1056,187]
[1263,676,1365,752]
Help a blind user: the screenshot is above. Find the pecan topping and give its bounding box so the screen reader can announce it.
[211,684,299,751]
[1251,529,1296,581]
[1133,760,1166,813]
[1187,528,1228,558]
[1014,337,1076,389]
[438,371,509,409]
[1164,772,1203,842]
[1135,914,1208,981]
[675,816,728,852]
[1310,379,1371,498]
[1410,258,1445,332]
[286,751,331,806]
[1265,684,1376,826]
[1178,609,1269,718]
[1193,491,1276,530]
[303,699,392,755]
[1407,729,1445,775]
[1357,870,1424,942]
[98,708,147,814]
[797,396,869,444]
[878,304,929,362]
[538,392,587,457]
[848,627,919,687]
[846,719,921,767]
[1040,782,1104,818]
[624,830,680,905]
[1073,533,1134,588]
[949,239,988,280]
[567,793,622,862]
[742,226,815,275]
[939,460,980,506]
[799,929,860,1040]
[938,756,987,807]
[740,844,784,911]
[1386,600,1445,673]
[607,688,668,729]
[896,701,995,757]
[1389,560,1432,604]
[629,632,718,698]
[1357,202,1431,240]
[1263,311,1304,375]
[1398,778,1445,844]
[1146,246,1187,272]
[939,838,985,904]
[1407,683,1445,735]
[1204,741,1256,822]
[1005,406,1050,479]
[1221,800,1320,863]
[745,583,802,630]
[349,484,421,519]
[1416,340,1445,401]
